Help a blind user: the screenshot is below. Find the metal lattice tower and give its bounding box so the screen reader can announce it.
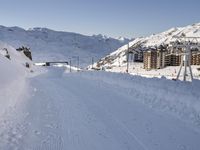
[170,36,200,81]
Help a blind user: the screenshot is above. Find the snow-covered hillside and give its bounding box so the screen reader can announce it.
[0,42,33,115]
[93,23,200,68]
[0,26,130,66]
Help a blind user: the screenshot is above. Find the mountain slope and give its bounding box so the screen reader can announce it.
[0,26,130,66]
[93,23,200,68]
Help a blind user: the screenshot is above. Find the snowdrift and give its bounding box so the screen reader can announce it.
[78,71,200,130]
[0,42,31,115]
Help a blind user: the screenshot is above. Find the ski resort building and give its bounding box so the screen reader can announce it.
[144,49,200,70]
[165,54,182,66]
[143,50,157,70]
[143,48,166,70]
[134,51,143,62]
[191,51,200,65]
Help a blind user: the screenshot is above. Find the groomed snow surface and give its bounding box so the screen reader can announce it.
[0,64,200,150]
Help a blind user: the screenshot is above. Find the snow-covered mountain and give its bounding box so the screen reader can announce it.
[0,26,130,66]
[116,36,131,43]
[93,23,200,68]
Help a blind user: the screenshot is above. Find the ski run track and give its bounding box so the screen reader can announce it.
[0,68,200,150]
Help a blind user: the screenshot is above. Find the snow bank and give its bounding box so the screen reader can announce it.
[76,71,200,130]
[109,63,200,80]
[0,42,31,115]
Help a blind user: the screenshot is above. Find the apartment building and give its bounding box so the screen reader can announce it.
[143,48,166,70]
[165,54,182,66]
[191,51,200,65]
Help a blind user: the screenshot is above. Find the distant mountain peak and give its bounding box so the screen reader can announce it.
[116,36,131,43]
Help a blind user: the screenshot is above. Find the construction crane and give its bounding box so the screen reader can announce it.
[170,36,200,81]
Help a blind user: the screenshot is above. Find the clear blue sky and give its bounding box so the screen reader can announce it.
[0,0,199,38]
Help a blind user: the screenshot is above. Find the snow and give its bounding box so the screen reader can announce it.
[34,63,81,72]
[0,26,130,67]
[0,42,31,117]
[108,62,200,80]
[0,41,32,85]
[1,58,200,149]
[116,36,131,43]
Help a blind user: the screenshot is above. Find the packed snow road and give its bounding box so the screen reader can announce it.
[0,68,200,150]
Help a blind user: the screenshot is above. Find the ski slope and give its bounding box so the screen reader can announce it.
[0,67,200,150]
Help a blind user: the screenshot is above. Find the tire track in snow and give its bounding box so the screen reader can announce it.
[62,76,149,150]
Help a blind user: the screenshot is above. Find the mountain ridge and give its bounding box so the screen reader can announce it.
[0,25,130,66]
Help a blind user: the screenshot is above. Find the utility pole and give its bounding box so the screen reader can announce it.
[92,57,94,69]
[126,43,129,73]
[183,50,188,81]
[69,58,71,72]
[77,56,79,72]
